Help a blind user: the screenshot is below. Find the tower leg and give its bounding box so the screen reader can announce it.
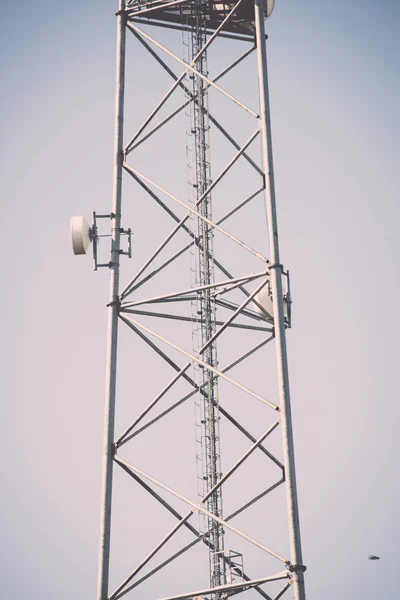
[97,3,126,599]
[253,2,307,599]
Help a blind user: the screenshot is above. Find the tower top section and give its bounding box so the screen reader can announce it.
[125,0,275,35]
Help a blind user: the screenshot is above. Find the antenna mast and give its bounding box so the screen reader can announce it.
[71,1,308,599]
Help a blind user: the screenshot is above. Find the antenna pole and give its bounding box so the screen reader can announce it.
[254,2,306,599]
[97,2,126,599]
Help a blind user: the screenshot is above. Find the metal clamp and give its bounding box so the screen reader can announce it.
[282,268,292,329]
[269,262,284,271]
[119,228,132,258]
[287,563,307,573]
[91,211,132,271]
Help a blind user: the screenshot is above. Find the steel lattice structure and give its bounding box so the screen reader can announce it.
[93,1,307,600]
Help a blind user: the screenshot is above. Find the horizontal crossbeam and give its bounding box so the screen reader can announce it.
[122,309,272,331]
[153,573,290,600]
[120,271,267,309]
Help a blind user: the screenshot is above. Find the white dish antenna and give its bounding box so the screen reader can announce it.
[265,0,275,18]
[70,216,92,255]
[70,212,132,270]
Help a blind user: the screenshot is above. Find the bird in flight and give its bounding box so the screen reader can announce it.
[368,555,380,560]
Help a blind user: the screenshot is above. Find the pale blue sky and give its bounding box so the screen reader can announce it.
[1,1,399,599]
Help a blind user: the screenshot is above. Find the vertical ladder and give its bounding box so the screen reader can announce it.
[183,1,226,593]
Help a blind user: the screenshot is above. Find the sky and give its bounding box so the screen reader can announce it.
[0,1,399,599]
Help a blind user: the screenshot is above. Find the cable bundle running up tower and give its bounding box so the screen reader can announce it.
[183,1,226,593]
